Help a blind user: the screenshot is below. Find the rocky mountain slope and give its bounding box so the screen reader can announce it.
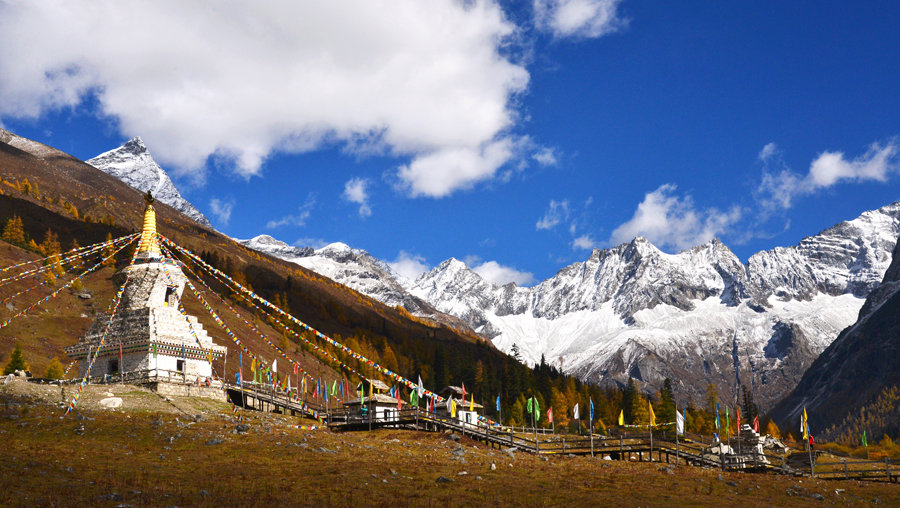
[237,235,473,332]
[87,137,211,227]
[245,198,900,409]
[770,235,900,439]
[409,203,900,407]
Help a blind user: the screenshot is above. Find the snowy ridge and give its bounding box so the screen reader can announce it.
[407,201,900,406]
[87,138,211,227]
[237,235,472,331]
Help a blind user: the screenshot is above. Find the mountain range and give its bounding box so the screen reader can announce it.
[81,137,900,411]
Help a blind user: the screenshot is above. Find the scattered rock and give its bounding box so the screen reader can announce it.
[717,474,724,481]
[99,493,123,502]
[451,448,466,457]
[490,463,496,471]
[602,455,612,460]
[726,481,738,487]
[457,471,468,476]
[318,447,337,454]
[234,424,250,434]
[567,453,576,458]
[812,493,825,501]
[435,476,454,483]
[448,434,460,442]
[204,439,224,446]
[199,490,210,496]
[390,469,398,476]
[76,292,92,300]
[100,397,123,409]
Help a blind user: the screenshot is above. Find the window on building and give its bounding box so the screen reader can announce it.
[176,359,185,372]
[164,286,176,307]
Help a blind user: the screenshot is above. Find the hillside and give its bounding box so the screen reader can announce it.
[0,131,615,427]
[770,236,900,442]
[3,383,899,506]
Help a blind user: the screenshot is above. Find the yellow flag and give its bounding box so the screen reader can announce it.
[801,407,809,440]
[251,358,257,372]
[469,395,474,411]
[369,380,374,398]
[618,409,624,426]
[451,398,457,417]
[649,400,656,427]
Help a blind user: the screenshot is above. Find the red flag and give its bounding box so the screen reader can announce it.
[397,388,402,411]
[461,382,466,401]
[752,415,759,433]
[736,407,741,431]
[294,363,298,375]
[547,407,553,424]
[118,343,123,360]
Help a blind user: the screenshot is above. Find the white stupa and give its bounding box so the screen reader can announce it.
[66,193,227,387]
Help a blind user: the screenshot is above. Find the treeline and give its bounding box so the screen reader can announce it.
[824,385,900,446]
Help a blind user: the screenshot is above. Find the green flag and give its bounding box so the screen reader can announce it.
[534,397,540,416]
[409,390,418,406]
[862,430,867,447]
[526,397,533,414]
[331,380,337,397]
[151,343,157,358]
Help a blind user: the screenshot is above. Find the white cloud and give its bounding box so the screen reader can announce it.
[395,138,517,198]
[758,142,778,162]
[536,199,570,230]
[610,184,742,251]
[533,0,626,39]
[532,146,558,166]
[267,194,316,229]
[388,251,431,281]
[294,237,329,250]
[208,198,234,225]
[571,234,598,250]
[0,0,530,196]
[342,177,372,217]
[471,260,535,286]
[757,140,899,211]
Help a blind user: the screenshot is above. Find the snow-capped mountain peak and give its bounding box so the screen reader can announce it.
[87,137,211,227]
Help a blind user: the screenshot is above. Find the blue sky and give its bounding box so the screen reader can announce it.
[1,1,898,285]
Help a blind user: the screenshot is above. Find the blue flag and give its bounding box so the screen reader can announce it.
[715,402,721,430]
[590,398,594,422]
[496,395,501,412]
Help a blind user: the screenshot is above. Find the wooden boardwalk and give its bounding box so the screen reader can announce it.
[226,386,899,482]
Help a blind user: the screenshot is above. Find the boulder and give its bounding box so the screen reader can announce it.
[99,397,123,409]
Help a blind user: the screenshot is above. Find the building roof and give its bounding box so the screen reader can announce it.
[368,379,390,392]
[343,393,407,406]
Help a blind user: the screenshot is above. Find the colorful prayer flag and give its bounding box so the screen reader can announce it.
[496,395,501,413]
[573,403,579,420]
[526,397,533,414]
[862,430,867,447]
[801,407,809,440]
[469,395,474,412]
[417,375,424,398]
[752,415,759,433]
[676,410,685,436]
[461,382,466,401]
[618,409,623,426]
[547,407,553,424]
[715,402,721,431]
[649,400,656,427]
[589,398,594,423]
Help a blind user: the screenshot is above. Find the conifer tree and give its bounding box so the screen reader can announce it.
[3,343,27,375]
[1,215,25,245]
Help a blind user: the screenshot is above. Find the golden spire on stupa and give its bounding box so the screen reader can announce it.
[136,191,161,256]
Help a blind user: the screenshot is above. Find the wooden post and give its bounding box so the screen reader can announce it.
[843,460,848,480]
[886,457,891,481]
[620,435,623,461]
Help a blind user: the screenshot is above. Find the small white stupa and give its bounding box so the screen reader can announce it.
[66,193,227,393]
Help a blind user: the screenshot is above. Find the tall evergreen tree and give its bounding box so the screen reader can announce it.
[3,343,26,375]
[622,377,637,424]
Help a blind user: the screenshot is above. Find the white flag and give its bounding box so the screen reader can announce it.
[417,375,424,397]
[676,410,685,436]
[272,359,277,373]
[573,403,580,420]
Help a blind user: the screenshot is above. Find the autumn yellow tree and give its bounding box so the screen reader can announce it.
[1,215,25,245]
